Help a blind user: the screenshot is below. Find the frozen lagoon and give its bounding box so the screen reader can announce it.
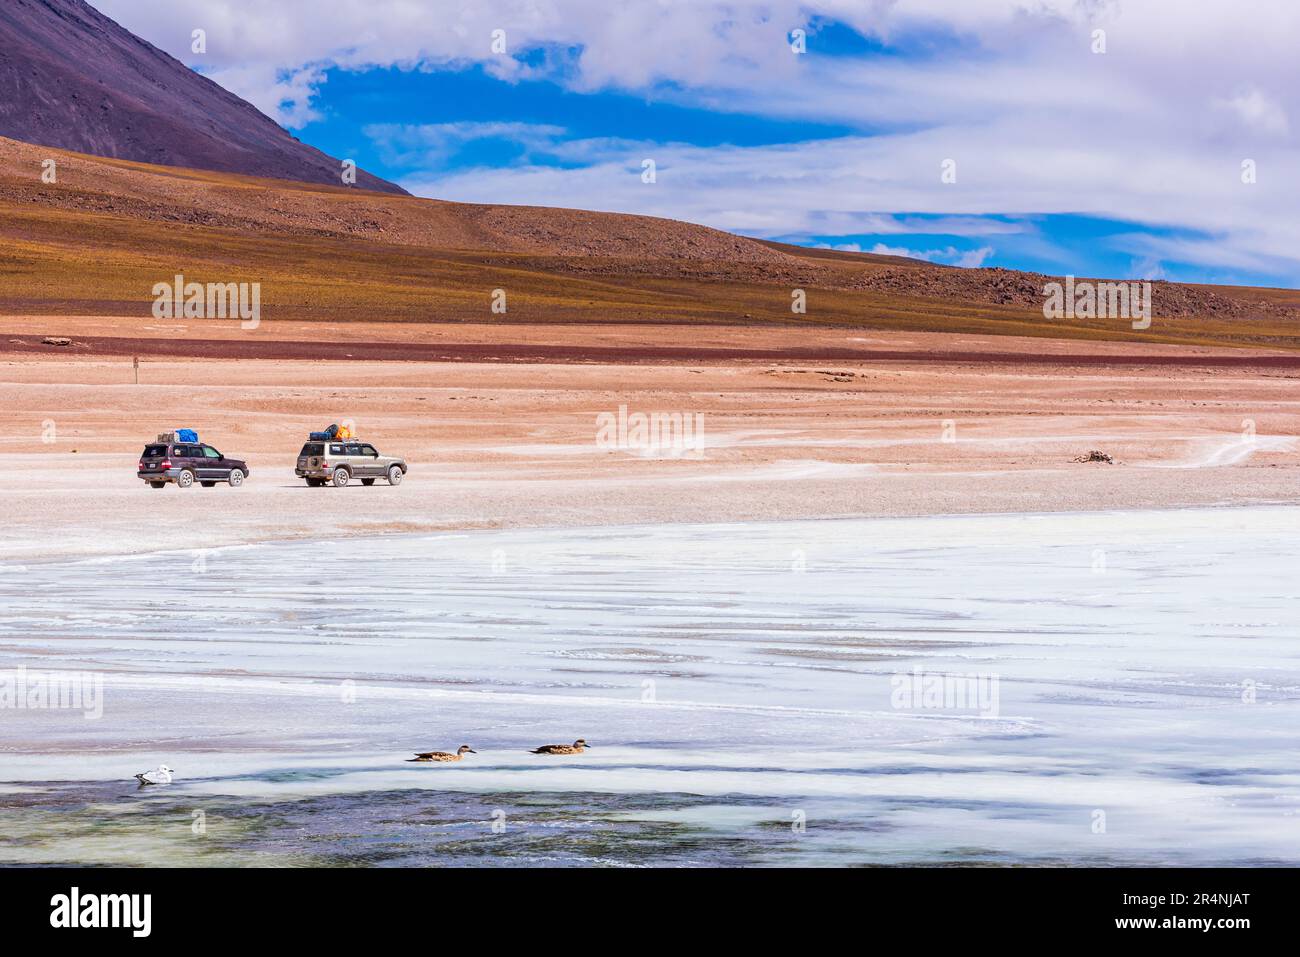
[0,506,1297,866]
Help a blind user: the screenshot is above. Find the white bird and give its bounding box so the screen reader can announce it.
[134,765,174,785]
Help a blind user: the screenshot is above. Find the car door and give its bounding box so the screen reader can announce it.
[175,444,202,477]
[328,443,345,469]
[298,443,323,473]
[140,443,168,476]
[345,443,372,477]
[359,444,382,477]
[201,445,227,480]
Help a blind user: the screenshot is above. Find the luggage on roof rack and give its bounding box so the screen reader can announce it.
[309,423,355,441]
[155,429,197,444]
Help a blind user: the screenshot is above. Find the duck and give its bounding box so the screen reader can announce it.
[530,739,590,755]
[407,745,476,763]
[134,765,174,785]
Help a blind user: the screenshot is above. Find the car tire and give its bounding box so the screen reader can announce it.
[387,465,403,486]
[331,468,350,488]
[150,482,166,489]
[361,478,375,486]
[177,469,195,489]
[228,468,245,487]
[306,477,323,487]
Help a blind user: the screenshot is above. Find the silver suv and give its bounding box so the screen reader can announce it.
[295,439,407,488]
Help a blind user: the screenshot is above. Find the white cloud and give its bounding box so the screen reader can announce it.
[860,243,995,267]
[954,246,996,268]
[364,122,569,165]
[1215,89,1290,136]
[1129,256,1167,282]
[201,63,327,127]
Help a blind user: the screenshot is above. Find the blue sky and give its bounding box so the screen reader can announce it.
[98,1,1300,288]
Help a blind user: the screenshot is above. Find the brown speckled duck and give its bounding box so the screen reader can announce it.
[530,739,590,755]
[407,745,476,763]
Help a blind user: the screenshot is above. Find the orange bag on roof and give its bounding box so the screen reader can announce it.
[336,423,355,439]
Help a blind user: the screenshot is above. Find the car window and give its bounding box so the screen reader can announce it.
[329,444,345,455]
[175,445,197,457]
[299,443,323,457]
[360,445,378,456]
[202,447,221,458]
[143,445,167,458]
[345,444,363,456]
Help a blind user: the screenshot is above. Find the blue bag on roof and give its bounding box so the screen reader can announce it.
[177,428,198,443]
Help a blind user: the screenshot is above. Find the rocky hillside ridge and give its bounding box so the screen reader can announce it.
[852,265,1300,322]
[2,135,1295,325]
[0,0,404,193]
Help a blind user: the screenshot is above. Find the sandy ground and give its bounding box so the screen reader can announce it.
[2,322,1298,563]
[7,315,1300,359]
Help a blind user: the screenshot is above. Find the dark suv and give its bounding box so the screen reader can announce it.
[138,441,249,489]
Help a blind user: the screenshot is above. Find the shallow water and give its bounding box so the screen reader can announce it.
[1,507,1297,866]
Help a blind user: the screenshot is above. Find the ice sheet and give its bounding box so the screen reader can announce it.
[0,507,1296,865]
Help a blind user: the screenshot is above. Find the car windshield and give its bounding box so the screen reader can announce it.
[300,443,324,457]
[143,444,167,458]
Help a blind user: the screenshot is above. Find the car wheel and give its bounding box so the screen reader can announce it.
[150,482,165,489]
[177,469,195,488]
[361,478,375,486]
[201,481,216,488]
[228,468,244,487]
[331,468,350,488]
[387,465,403,486]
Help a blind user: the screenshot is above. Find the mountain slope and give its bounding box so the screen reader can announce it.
[2,136,1298,351]
[0,0,404,194]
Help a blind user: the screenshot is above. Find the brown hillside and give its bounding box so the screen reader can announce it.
[1,136,1298,350]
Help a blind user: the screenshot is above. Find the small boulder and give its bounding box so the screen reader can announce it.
[1073,450,1115,464]
[40,336,72,346]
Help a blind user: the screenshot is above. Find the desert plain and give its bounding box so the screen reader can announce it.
[2,317,1297,564]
